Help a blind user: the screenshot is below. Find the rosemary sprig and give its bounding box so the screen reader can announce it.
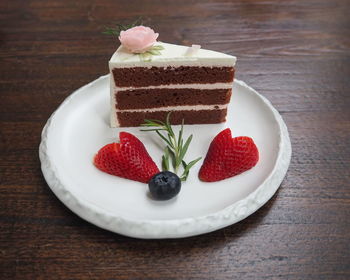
[102,17,143,37]
[140,113,202,181]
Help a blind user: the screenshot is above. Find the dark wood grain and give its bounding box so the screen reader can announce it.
[1,0,349,279]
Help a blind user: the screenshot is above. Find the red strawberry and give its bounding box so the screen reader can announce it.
[199,128,259,182]
[94,132,159,183]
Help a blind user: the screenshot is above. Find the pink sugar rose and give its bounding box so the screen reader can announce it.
[119,26,159,53]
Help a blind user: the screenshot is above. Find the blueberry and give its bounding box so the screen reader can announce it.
[148,171,181,200]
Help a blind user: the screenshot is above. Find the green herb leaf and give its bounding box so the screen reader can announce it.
[137,45,165,62]
[179,160,188,181]
[184,157,202,173]
[143,119,166,126]
[147,49,161,55]
[152,45,165,50]
[103,18,143,37]
[102,28,120,36]
[156,130,174,149]
[162,147,170,171]
[177,119,184,150]
[167,146,176,169]
[180,157,202,181]
[178,134,193,165]
[165,112,175,138]
[139,52,152,62]
[140,113,201,181]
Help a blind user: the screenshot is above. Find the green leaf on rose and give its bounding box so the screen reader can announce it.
[138,45,164,62]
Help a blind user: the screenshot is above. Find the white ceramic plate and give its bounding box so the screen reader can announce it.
[39,75,291,239]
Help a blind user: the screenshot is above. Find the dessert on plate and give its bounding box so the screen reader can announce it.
[108,25,236,127]
[97,24,259,191]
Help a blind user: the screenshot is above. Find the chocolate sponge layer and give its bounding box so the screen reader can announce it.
[116,109,227,127]
[115,88,232,110]
[112,66,234,87]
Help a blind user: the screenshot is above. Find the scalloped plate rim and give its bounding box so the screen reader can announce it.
[39,75,292,239]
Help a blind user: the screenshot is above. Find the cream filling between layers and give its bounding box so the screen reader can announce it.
[110,80,233,127]
[113,82,233,91]
[116,104,228,113]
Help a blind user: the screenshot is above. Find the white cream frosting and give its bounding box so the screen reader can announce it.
[116,104,227,113]
[109,42,236,69]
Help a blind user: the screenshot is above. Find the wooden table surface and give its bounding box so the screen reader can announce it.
[1,0,349,279]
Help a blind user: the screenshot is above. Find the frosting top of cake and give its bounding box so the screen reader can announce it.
[109,42,236,68]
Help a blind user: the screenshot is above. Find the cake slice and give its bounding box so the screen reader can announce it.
[109,30,236,127]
